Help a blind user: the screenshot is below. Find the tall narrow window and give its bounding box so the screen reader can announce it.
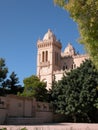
[46,51,48,62]
[66,65,68,69]
[42,51,44,62]
[55,52,59,66]
[63,66,65,70]
[55,52,56,65]
[57,53,58,65]
[74,64,76,68]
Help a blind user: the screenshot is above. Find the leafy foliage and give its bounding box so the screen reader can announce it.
[52,60,98,122]
[0,128,7,130]
[20,75,48,101]
[0,58,8,87]
[54,0,98,68]
[6,72,23,94]
[20,127,28,130]
[0,58,23,95]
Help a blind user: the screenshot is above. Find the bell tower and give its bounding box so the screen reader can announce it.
[37,29,62,89]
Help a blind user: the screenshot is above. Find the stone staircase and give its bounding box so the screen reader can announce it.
[6,117,51,125]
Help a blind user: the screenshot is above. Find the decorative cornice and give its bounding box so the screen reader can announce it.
[37,40,62,49]
[40,61,50,67]
[53,69,70,74]
[73,54,89,58]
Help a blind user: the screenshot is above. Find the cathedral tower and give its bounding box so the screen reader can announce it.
[37,29,62,89]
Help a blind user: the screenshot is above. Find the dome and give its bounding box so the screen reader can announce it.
[43,29,56,41]
[64,43,76,56]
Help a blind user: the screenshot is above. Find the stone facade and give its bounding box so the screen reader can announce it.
[37,29,89,89]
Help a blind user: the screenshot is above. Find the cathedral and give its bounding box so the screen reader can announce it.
[37,29,89,89]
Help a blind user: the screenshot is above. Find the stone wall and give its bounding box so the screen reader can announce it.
[0,96,7,124]
[6,117,46,125]
[0,95,53,125]
[36,111,53,123]
[0,109,7,124]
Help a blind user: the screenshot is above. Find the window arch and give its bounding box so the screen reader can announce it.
[55,52,59,66]
[42,51,48,62]
[63,66,65,70]
[42,51,44,62]
[46,51,48,62]
[73,64,76,68]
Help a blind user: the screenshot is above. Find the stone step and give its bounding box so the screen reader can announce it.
[6,117,52,125]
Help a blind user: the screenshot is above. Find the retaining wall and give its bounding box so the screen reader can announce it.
[0,109,7,124]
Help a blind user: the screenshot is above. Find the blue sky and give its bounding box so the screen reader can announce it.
[0,0,86,86]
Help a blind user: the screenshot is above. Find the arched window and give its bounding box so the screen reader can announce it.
[74,64,76,68]
[55,52,56,65]
[57,53,58,65]
[66,66,68,69]
[42,51,44,62]
[46,51,48,62]
[55,52,59,66]
[63,66,65,70]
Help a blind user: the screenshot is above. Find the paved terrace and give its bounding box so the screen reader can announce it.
[0,123,98,130]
